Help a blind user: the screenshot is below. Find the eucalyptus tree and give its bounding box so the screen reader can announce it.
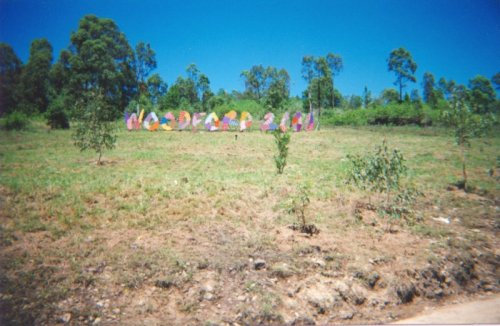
[0,43,22,115]
[67,15,137,117]
[19,38,53,113]
[387,47,417,102]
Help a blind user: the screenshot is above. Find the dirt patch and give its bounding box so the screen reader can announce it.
[1,129,499,325]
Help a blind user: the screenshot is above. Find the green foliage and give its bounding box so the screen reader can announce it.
[241,65,290,110]
[0,42,22,115]
[347,140,418,228]
[362,86,372,108]
[162,65,212,111]
[442,96,494,189]
[380,88,400,105]
[67,15,136,118]
[135,41,157,85]
[273,130,290,174]
[19,38,53,114]
[147,73,167,106]
[72,92,117,164]
[347,139,407,196]
[264,68,290,110]
[387,47,417,102]
[492,72,500,91]
[347,139,421,230]
[468,75,496,114]
[437,77,456,101]
[49,50,71,96]
[422,72,436,105]
[46,94,70,129]
[321,103,441,127]
[1,111,29,131]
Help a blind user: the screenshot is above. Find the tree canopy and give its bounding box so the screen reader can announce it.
[0,43,22,115]
[240,65,290,110]
[19,38,53,114]
[67,15,136,117]
[387,47,417,102]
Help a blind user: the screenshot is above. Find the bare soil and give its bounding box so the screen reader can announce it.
[1,187,498,325]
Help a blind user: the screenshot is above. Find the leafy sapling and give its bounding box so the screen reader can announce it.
[286,184,319,236]
[72,92,117,165]
[443,93,494,190]
[273,129,290,174]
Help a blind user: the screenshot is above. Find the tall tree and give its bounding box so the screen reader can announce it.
[135,42,157,89]
[302,54,341,129]
[362,86,372,108]
[301,56,315,112]
[0,43,22,115]
[197,73,212,111]
[19,38,53,113]
[50,50,71,96]
[241,65,267,100]
[468,75,496,114]
[186,63,200,84]
[492,72,500,91]
[241,65,289,109]
[163,65,211,110]
[146,73,167,106]
[313,57,329,113]
[326,53,343,108]
[265,68,290,109]
[422,72,436,106]
[68,15,136,117]
[387,47,417,102]
[437,77,456,101]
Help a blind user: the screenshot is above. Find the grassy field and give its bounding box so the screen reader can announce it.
[1,123,499,325]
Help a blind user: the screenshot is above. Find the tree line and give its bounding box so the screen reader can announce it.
[1,14,499,129]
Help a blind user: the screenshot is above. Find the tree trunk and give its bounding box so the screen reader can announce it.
[317,83,322,131]
[308,90,312,113]
[399,80,403,103]
[331,77,335,108]
[461,145,467,190]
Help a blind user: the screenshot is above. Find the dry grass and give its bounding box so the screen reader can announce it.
[0,124,499,325]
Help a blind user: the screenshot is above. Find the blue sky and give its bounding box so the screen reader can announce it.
[1,0,499,98]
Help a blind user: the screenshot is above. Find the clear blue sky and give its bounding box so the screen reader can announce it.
[1,0,499,98]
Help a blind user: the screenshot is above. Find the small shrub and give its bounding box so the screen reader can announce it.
[273,129,290,174]
[347,139,407,200]
[287,185,310,227]
[1,111,29,131]
[285,184,320,236]
[46,97,70,129]
[346,140,419,229]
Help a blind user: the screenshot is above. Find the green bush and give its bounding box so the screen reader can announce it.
[1,111,29,131]
[346,139,419,229]
[46,96,70,129]
[321,103,445,127]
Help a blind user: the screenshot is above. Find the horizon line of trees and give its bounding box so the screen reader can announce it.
[1,14,499,129]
